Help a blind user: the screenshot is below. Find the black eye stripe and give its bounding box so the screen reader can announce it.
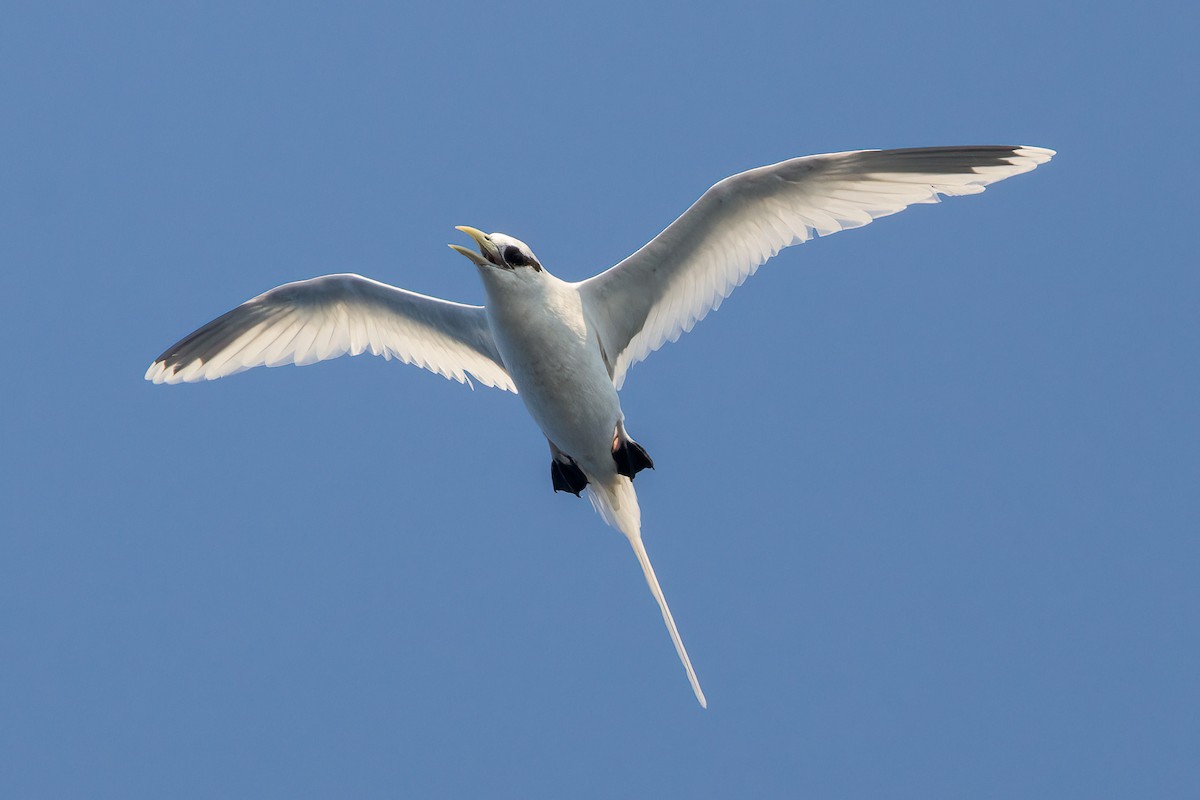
[503,245,528,267]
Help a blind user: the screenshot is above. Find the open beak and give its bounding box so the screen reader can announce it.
[448,225,498,267]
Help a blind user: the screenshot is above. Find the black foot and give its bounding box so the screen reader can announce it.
[613,438,654,479]
[551,458,588,496]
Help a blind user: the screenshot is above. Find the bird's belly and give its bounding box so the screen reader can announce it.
[494,315,621,473]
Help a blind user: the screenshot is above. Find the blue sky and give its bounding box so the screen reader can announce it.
[2,1,1197,797]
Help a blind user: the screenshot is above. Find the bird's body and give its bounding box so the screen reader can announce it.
[480,264,619,481]
[146,145,1055,707]
[459,235,702,698]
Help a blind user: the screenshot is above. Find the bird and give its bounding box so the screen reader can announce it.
[146,144,1055,707]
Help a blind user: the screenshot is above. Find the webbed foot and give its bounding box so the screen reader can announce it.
[551,457,588,496]
[613,437,654,479]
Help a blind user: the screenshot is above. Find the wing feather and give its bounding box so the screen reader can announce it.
[579,145,1053,388]
[146,273,515,392]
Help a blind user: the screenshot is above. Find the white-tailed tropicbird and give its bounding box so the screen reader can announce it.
[146,145,1055,707]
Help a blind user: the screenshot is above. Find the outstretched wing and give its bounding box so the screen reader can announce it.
[579,145,1054,388]
[145,273,515,392]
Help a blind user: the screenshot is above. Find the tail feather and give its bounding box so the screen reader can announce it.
[587,478,708,709]
[628,530,708,708]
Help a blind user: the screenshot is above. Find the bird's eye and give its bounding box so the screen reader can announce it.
[503,245,528,267]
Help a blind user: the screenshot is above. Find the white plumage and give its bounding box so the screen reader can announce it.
[147,145,1055,707]
[145,273,514,391]
[581,146,1054,388]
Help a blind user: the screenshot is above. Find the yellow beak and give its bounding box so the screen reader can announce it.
[448,225,497,267]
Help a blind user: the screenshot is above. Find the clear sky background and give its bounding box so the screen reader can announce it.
[3,1,1196,797]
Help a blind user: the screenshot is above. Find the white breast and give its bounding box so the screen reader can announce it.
[480,269,623,472]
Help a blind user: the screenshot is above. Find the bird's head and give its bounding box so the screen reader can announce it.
[449,226,544,274]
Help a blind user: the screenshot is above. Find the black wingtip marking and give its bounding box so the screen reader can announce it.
[865,145,1030,174]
